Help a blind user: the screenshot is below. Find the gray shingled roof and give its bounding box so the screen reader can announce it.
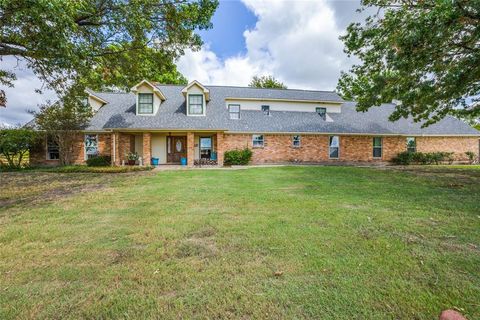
[85,84,479,135]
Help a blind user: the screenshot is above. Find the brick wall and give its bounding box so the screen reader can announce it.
[416,137,478,160]
[222,134,479,164]
[30,133,111,166]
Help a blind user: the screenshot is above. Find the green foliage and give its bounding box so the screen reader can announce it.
[224,148,253,165]
[86,156,111,167]
[337,1,480,125]
[48,165,152,173]
[0,0,218,104]
[125,152,139,161]
[33,100,93,165]
[474,123,480,131]
[392,151,455,165]
[465,151,477,164]
[0,128,38,168]
[249,75,287,89]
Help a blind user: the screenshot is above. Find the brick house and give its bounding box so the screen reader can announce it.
[30,80,480,166]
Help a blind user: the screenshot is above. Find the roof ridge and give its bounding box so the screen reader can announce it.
[154,83,338,94]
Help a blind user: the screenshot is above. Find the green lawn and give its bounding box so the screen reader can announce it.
[1,166,479,319]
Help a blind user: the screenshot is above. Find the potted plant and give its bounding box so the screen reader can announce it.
[125,151,139,165]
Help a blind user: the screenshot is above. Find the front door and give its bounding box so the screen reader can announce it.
[167,136,187,163]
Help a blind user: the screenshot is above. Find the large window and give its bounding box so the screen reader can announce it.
[85,134,98,159]
[262,105,270,115]
[46,137,59,160]
[329,136,339,159]
[252,134,264,148]
[188,94,204,115]
[200,137,212,159]
[138,93,153,114]
[406,137,416,153]
[292,135,301,148]
[229,104,240,119]
[373,137,382,158]
[316,107,326,120]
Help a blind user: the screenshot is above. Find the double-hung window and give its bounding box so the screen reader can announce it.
[85,134,98,159]
[252,135,264,148]
[316,107,327,120]
[138,93,153,114]
[292,135,301,148]
[46,137,59,160]
[188,94,204,115]
[329,136,339,159]
[262,105,270,115]
[229,104,240,119]
[406,137,416,153]
[373,137,382,158]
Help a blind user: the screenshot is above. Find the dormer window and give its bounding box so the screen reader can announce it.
[316,107,326,120]
[229,104,240,119]
[188,94,204,115]
[138,93,154,114]
[262,105,270,115]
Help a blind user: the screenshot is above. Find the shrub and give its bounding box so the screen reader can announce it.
[392,151,413,165]
[392,151,455,165]
[465,151,477,164]
[0,128,39,168]
[224,148,253,165]
[86,155,111,167]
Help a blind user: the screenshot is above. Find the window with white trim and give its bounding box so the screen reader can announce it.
[229,104,240,119]
[329,136,339,159]
[46,137,59,160]
[292,135,301,148]
[252,134,264,148]
[85,134,98,159]
[406,137,416,153]
[188,94,204,115]
[373,137,382,158]
[138,93,153,114]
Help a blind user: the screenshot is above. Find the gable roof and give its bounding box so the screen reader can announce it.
[84,84,479,136]
[130,80,166,100]
[182,80,210,101]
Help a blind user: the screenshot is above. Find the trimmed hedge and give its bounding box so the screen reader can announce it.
[224,148,253,165]
[392,151,454,165]
[86,155,111,167]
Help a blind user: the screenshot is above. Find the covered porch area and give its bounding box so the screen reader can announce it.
[110,131,224,167]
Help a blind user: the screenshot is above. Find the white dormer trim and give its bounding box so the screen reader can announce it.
[131,80,166,101]
[85,89,108,104]
[85,89,108,112]
[182,80,210,101]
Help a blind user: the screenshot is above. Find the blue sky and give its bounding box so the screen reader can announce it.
[198,1,257,59]
[1,0,366,125]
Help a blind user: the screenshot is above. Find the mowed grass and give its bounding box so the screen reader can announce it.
[0,166,479,319]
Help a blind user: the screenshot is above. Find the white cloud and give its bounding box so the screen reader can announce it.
[0,57,56,125]
[177,0,353,90]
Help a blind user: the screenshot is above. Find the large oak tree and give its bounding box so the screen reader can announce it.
[0,0,218,105]
[337,0,480,126]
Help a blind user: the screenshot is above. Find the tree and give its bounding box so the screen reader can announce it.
[249,75,287,89]
[33,99,92,165]
[0,128,38,168]
[0,0,218,104]
[337,0,480,126]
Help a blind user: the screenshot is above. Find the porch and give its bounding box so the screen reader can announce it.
[110,131,224,167]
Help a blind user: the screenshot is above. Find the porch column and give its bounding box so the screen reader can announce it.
[187,132,195,167]
[216,132,224,166]
[143,133,151,166]
[111,132,120,166]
